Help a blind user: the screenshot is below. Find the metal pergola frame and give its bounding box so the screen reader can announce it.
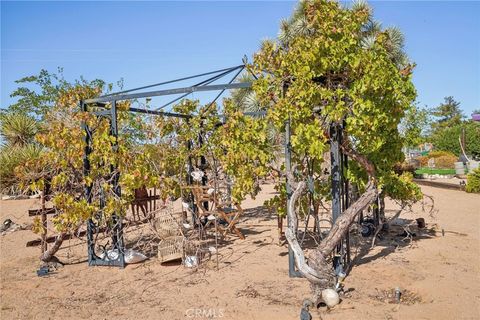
[81,63,255,267]
[81,62,351,275]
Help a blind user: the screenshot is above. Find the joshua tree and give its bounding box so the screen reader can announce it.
[278,0,410,69]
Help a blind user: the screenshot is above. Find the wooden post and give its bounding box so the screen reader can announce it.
[153,187,157,210]
[149,189,152,212]
[41,186,47,254]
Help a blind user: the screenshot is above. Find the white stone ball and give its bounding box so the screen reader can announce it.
[322,288,340,308]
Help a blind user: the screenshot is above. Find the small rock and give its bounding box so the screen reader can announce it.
[322,288,340,308]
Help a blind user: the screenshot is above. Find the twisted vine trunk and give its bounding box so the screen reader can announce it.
[40,232,66,262]
[316,182,377,257]
[285,179,377,304]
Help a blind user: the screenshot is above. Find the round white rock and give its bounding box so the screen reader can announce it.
[322,288,340,308]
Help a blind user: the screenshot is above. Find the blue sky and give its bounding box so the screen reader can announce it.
[1,1,479,115]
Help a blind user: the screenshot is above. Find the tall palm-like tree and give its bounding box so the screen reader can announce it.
[279,0,410,68]
[230,73,284,152]
[231,74,263,114]
[232,0,410,114]
[278,0,315,47]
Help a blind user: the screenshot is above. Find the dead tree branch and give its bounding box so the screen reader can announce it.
[285,181,328,285]
[317,181,377,257]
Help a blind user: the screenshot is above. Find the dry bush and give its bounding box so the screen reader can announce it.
[415,151,457,168]
[417,156,429,167]
[434,155,457,168]
[427,150,455,158]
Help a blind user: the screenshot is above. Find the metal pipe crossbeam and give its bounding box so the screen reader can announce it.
[101,65,244,98]
[205,66,245,109]
[85,82,252,104]
[155,65,244,111]
[128,107,191,119]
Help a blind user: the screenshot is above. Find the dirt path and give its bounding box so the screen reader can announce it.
[0,185,479,319]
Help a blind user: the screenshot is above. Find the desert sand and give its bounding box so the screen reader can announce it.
[0,184,479,320]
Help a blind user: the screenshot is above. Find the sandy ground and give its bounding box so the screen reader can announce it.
[0,184,479,320]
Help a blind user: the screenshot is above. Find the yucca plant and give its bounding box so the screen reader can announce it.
[0,112,43,194]
[0,144,44,194]
[231,74,257,111]
[0,112,38,147]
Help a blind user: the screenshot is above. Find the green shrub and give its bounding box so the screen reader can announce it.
[415,168,455,175]
[466,168,480,193]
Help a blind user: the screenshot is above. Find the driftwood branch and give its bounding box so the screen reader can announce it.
[286,179,378,288]
[285,181,327,285]
[317,181,377,256]
[284,132,379,288]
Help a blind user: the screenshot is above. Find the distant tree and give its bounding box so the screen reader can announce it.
[432,121,480,157]
[5,68,108,119]
[0,69,108,194]
[430,96,464,133]
[6,68,68,117]
[400,105,429,148]
[231,73,263,114]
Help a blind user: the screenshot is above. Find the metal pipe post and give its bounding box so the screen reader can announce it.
[109,101,126,268]
[330,123,343,272]
[82,101,96,265]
